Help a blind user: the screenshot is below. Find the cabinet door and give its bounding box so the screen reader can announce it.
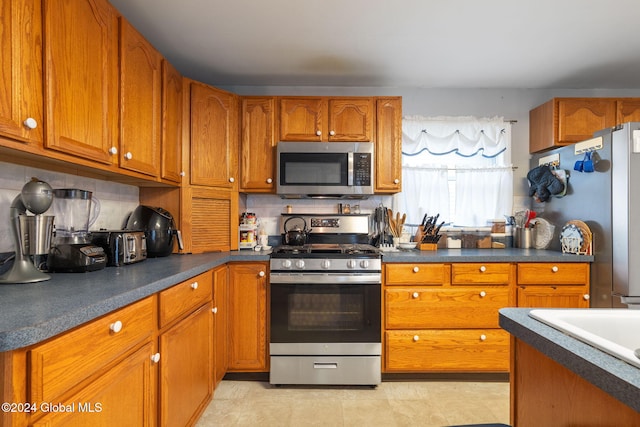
[240,97,276,192]
[557,98,616,144]
[44,0,118,165]
[213,265,229,386]
[327,98,373,141]
[279,97,326,141]
[375,97,402,192]
[517,286,590,308]
[181,186,239,253]
[617,99,640,123]
[119,18,162,177]
[161,60,184,183]
[190,82,238,188]
[228,263,268,371]
[0,0,43,145]
[159,303,213,427]
[31,342,155,427]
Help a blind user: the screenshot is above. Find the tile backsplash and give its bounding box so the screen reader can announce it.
[0,162,139,253]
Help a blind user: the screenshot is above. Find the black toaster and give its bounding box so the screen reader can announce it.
[90,230,147,266]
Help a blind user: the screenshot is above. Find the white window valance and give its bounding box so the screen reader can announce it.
[402,115,508,158]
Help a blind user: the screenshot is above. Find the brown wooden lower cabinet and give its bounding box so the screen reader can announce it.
[227,262,269,372]
[512,338,640,426]
[213,265,229,386]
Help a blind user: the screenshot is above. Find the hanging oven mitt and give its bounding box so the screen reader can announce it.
[527,165,565,202]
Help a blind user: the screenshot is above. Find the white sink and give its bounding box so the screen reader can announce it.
[529,309,640,369]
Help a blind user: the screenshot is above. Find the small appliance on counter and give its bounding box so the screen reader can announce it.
[0,178,55,284]
[90,230,147,266]
[126,205,183,257]
[47,188,107,273]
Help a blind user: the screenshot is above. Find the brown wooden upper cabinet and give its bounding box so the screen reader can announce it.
[119,17,162,178]
[190,82,238,189]
[44,0,119,165]
[529,97,640,153]
[240,97,277,192]
[0,0,44,146]
[279,97,374,142]
[375,97,402,193]
[160,60,184,184]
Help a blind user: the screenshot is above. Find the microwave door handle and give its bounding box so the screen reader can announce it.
[348,152,354,186]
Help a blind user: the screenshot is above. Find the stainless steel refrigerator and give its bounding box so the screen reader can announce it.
[530,122,640,308]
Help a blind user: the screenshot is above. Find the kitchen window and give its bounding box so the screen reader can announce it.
[393,116,513,227]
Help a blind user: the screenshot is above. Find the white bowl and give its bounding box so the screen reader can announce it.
[398,242,417,250]
[262,245,272,251]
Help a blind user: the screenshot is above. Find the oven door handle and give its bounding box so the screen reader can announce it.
[269,273,381,284]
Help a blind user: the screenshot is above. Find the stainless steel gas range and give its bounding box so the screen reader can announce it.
[269,214,381,386]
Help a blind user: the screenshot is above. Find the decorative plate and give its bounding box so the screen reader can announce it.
[567,220,592,254]
[530,218,555,249]
[559,223,583,254]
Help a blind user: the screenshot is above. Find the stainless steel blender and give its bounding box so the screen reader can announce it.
[47,189,107,272]
[0,178,55,284]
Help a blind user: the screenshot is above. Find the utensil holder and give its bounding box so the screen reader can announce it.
[515,227,534,248]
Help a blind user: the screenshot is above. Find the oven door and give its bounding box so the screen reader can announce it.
[270,280,381,345]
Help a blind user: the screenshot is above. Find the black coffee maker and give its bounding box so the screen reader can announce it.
[126,206,183,257]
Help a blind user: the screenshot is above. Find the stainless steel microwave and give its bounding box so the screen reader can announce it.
[276,141,374,198]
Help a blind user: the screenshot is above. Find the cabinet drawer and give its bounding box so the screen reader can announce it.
[385,329,510,372]
[385,287,510,329]
[159,271,213,327]
[451,263,511,285]
[517,263,589,285]
[385,263,448,285]
[29,296,155,403]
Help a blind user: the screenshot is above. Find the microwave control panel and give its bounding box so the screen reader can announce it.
[353,153,372,186]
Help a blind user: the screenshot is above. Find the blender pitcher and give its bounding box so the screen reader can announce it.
[51,189,101,244]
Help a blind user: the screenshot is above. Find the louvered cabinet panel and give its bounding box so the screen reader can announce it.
[181,187,238,253]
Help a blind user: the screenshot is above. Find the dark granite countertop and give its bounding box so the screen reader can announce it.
[381,247,594,262]
[0,250,269,352]
[499,307,640,413]
[0,248,591,352]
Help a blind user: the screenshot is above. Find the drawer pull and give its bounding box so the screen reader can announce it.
[480,334,487,341]
[212,307,218,314]
[479,265,487,272]
[150,353,161,364]
[413,335,420,342]
[479,290,487,298]
[109,320,123,334]
[412,292,419,299]
[190,281,199,290]
[583,294,590,300]
[259,271,266,277]
[551,265,559,273]
[412,266,420,273]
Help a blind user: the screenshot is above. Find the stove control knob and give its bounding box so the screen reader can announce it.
[295,260,305,269]
[321,259,331,269]
[347,259,358,269]
[360,260,370,269]
[281,259,292,269]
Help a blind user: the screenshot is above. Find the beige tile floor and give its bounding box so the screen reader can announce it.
[196,380,510,427]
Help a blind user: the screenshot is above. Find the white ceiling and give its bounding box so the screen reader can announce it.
[109,0,640,89]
